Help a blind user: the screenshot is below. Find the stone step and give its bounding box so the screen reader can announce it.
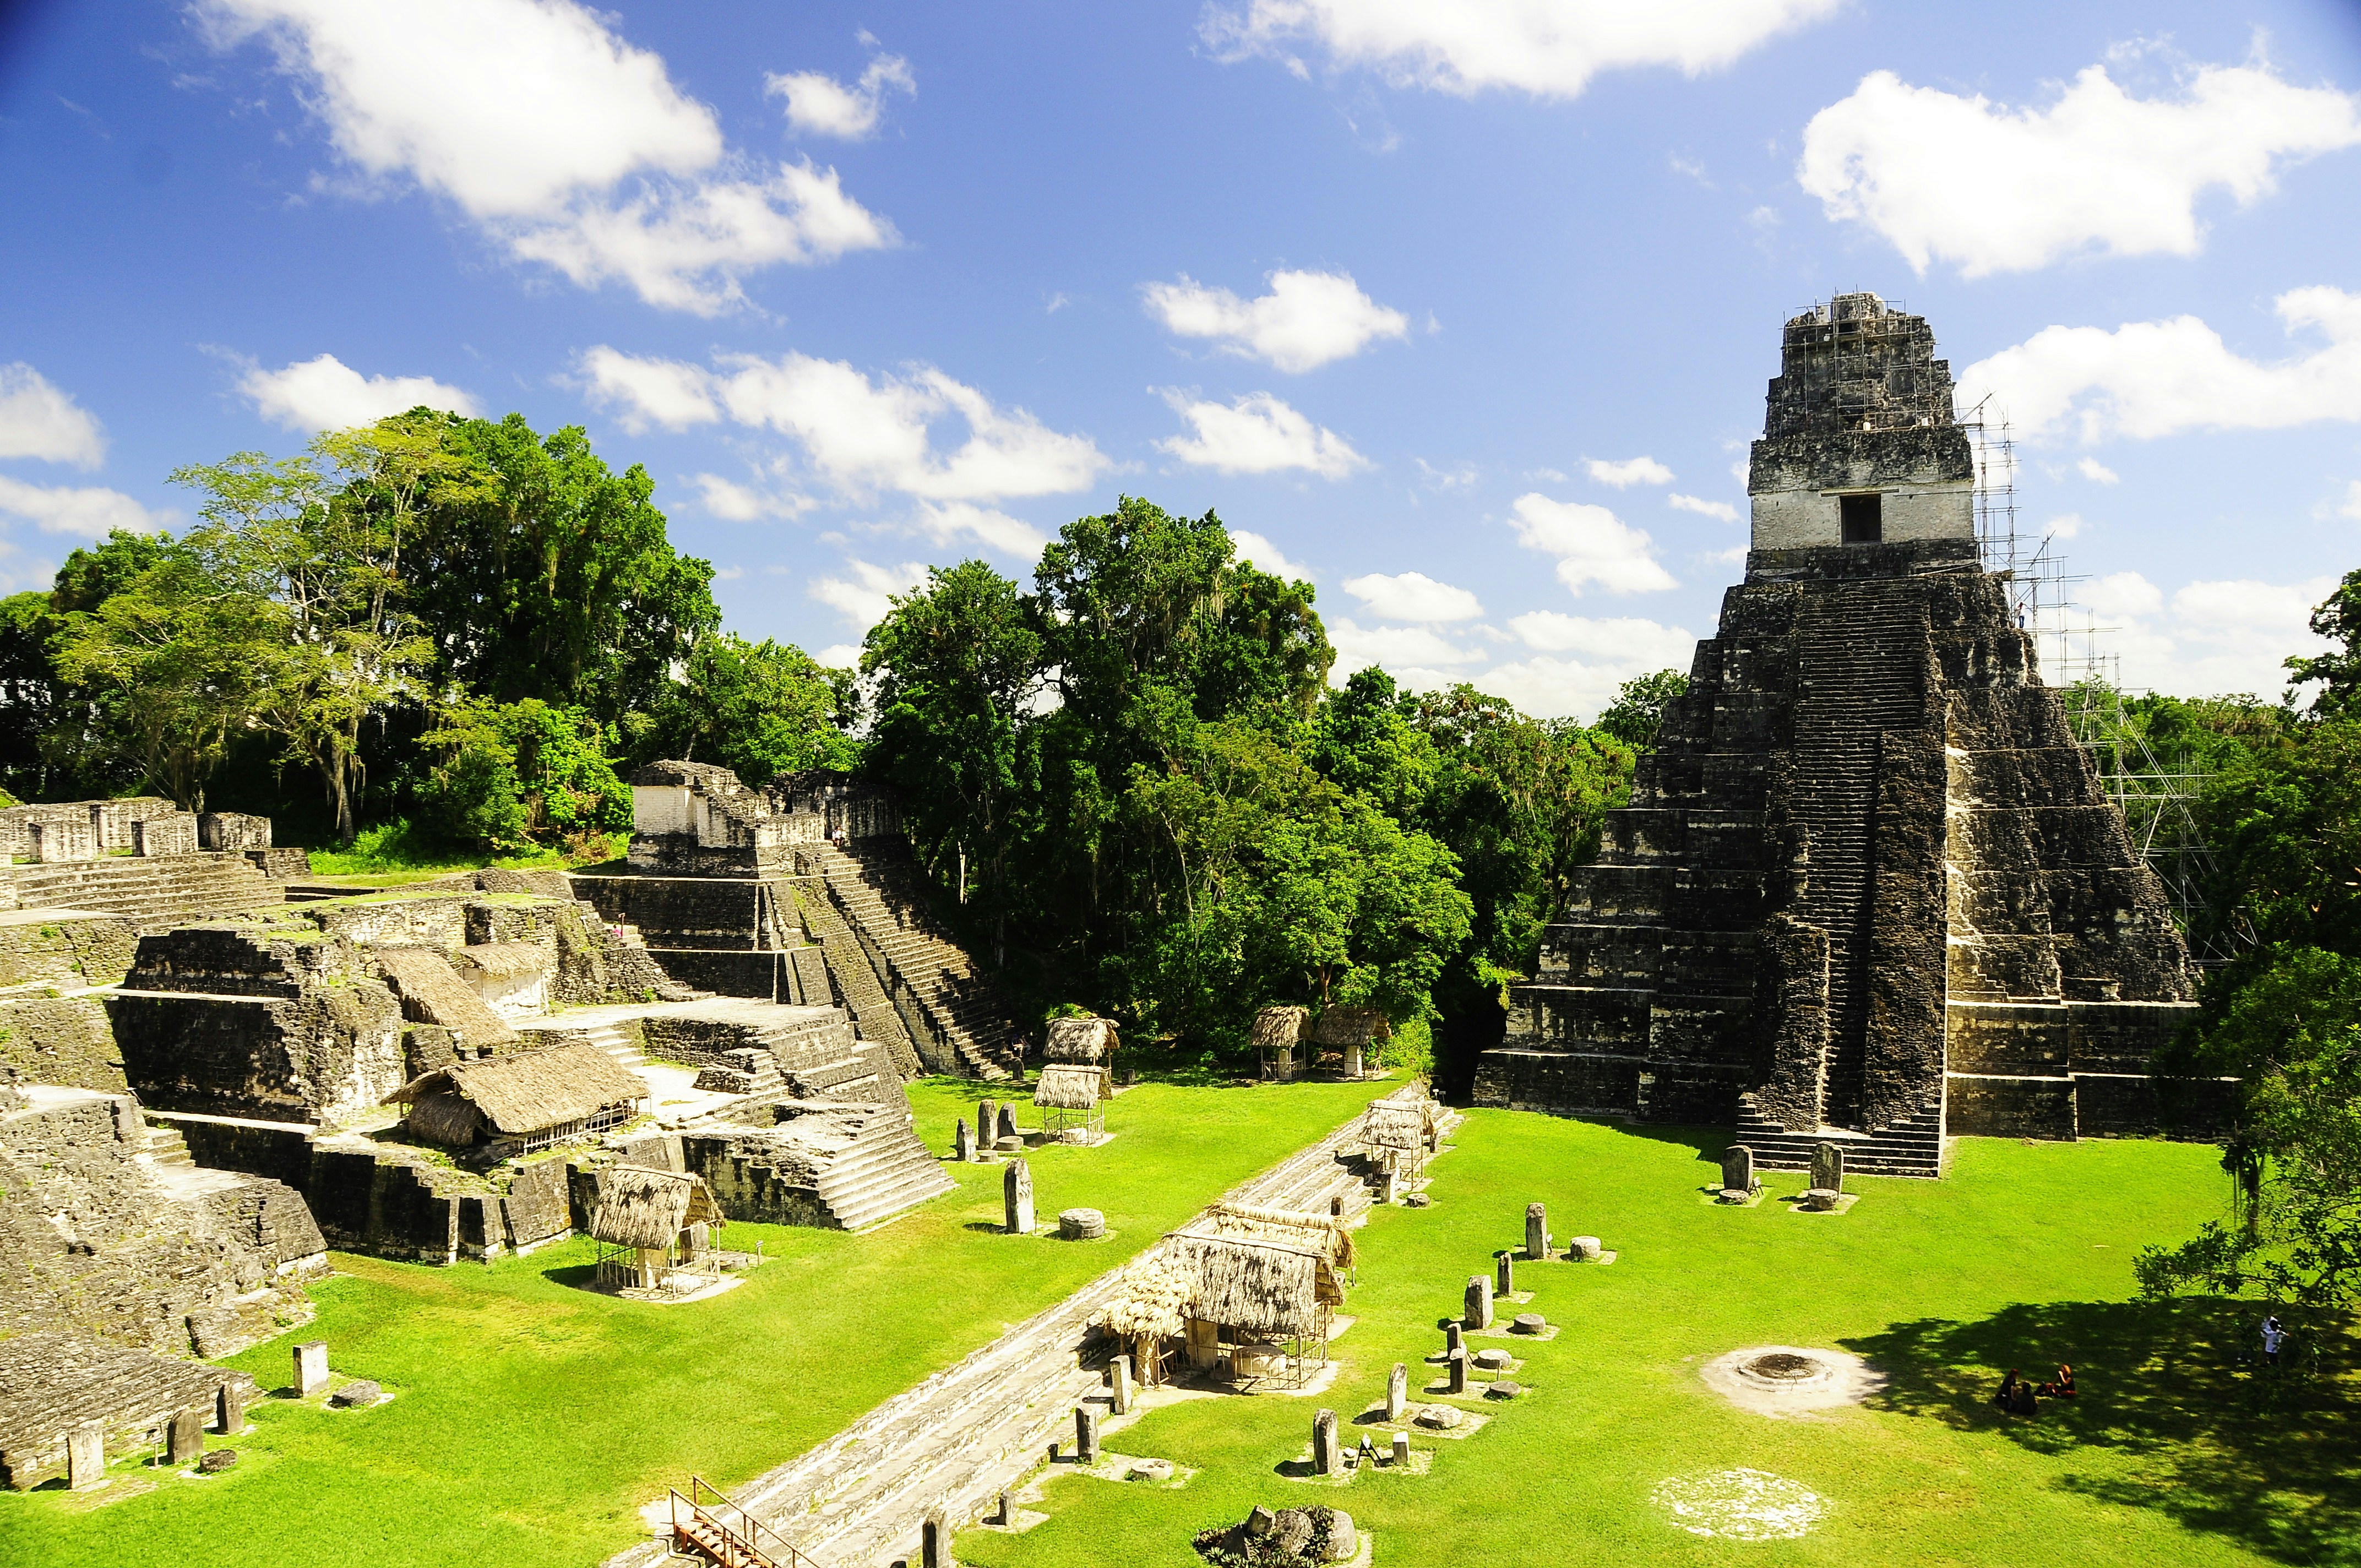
[142,1121,195,1168]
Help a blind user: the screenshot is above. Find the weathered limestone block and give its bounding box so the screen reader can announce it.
[133,814,199,858]
[0,909,139,992]
[1464,1274,1493,1331]
[1524,1201,1547,1260]
[1311,1408,1339,1474]
[1073,1403,1098,1463]
[293,1339,329,1396]
[1386,1362,1407,1422]
[0,994,127,1093]
[1004,1158,1033,1234]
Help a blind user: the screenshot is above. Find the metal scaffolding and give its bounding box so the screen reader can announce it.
[1965,402,2243,963]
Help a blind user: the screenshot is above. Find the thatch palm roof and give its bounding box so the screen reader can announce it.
[589,1166,723,1250]
[451,943,553,979]
[1092,1254,1192,1342]
[1359,1099,1430,1152]
[1203,1201,1356,1270]
[1252,1006,1308,1050]
[1308,1006,1392,1047]
[387,1043,644,1136]
[1034,1062,1111,1109]
[1167,1233,1341,1340]
[1043,1016,1117,1064]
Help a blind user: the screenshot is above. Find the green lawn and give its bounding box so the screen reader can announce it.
[4,1074,1389,1568]
[956,1113,2360,1568]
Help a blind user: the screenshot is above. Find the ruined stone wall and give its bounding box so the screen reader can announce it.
[0,995,124,1093]
[0,1087,320,1355]
[0,910,139,990]
[109,926,405,1123]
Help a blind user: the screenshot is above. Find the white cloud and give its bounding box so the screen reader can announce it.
[2339,480,2361,522]
[909,501,1049,557]
[1508,493,1677,595]
[1154,390,1367,478]
[1143,269,1410,373]
[1800,62,2361,276]
[1343,570,1483,622]
[1416,458,1478,491]
[1506,611,1696,666]
[202,0,894,313]
[1328,617,1486,678]
[1959,286,2361,444]
[581,347,1110,501]
[2040,513,2085,542]
[0,475,175,537]
[1668,492,1739,522]
[1586,455,1673,488]
[2077,456,2120,484]
[2085,570,2164,619]
[579,345,721,433]
[816,642,863,668]
[2077,571,2333,696]
[0,363,106,468]
[712,565,744,581]
[1228,528,1315,584]
[237,352,477,432]
[765,53,914,139]
[692,473,812,522]
[809,557,928,628]
[1203,0,1846,99]
[1454,654,1653,722]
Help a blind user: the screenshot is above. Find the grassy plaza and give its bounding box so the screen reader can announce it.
[12,1081,2353,1568]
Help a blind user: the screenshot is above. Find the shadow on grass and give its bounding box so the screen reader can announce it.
[539,1262,599,1289]
[1848,1299,2361,1566]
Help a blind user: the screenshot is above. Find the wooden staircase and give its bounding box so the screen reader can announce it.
[668,1477,815,1568]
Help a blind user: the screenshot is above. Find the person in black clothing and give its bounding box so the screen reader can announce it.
[1993,1369,2022,1412]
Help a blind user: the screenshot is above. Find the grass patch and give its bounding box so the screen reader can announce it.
[3,1075,1389,1568]
[301,818,625,879]
[954,1117,2360,1568]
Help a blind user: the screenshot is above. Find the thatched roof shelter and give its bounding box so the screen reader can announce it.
[1034,1061,1111,1110]
[1204,1201,1356,1270]
[451,943,553,979]
[1359,1097,1433,1153]
[1308,1006,1392,1048]
[1251,1006,1308,1050]
[589,1166,723,1250]
[387,1042,644,1146]
[1167,1232,1342,1342]
[1043,1015,1117,1064]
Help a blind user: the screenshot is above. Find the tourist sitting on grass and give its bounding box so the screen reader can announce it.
[1992,1369,2022,1412]
[2036,1364,2076,1399]
[2010,1376,2039,1416]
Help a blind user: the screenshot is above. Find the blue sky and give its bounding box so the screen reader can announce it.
[4,1,2361,718]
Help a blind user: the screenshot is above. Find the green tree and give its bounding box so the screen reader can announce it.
[1310,667,1439,820]
[645,633,856,785]
[417,698,632,856]
[2,530,172,799]
[401,412,718,723]
[862,562,1044,957]
[49,543,276,810]
[1595,668,1690,749]
[168,424,460,843]
[2284,565,2361,717]
[1124,719,1470,1047]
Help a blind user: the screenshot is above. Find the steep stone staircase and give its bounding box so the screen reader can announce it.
[1732,1103,1945,1178]
[804,844,1022,1081]
[787,885,922,1077]
[2,852,282,925]
[1789,586,1930,1133]
[619,1089,1419,1568]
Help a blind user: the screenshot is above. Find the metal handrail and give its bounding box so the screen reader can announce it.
[666,1477,817,1568]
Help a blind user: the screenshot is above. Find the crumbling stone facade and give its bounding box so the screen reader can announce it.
[0,1084,322,1357]
[1475,295,2208,1172]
